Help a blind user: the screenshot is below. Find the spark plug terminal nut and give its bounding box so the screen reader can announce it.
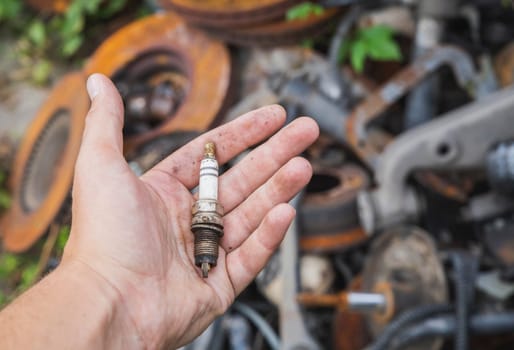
[191,142,224,278]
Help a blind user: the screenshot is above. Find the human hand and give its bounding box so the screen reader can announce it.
[62,74,319,348]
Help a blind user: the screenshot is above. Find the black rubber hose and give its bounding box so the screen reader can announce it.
[450,252,478,350]
[486,142,514,195]
[368,304,453,350]
[389,313,514,350]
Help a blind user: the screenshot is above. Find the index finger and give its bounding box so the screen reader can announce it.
[145,105,286,189]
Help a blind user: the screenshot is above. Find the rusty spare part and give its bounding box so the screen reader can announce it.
[297,290,388,313]
[25,0,70,13]
[158,0,304,28]
[361,228,448,345]
[333,277,371,350]
[191,142,224,278]
[345,45,478,166]
[205,9,340,47]
[300,164,369,252]
[495,42,514,87]
[1,72,89,252]
[84,13,231,153]
[358,86,514,234]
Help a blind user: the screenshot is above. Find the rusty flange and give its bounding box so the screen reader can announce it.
[1,72,89,252]
[158,0,304,28]
[84,13,231,154]
[300,164,370,252]
[204,8,340,47]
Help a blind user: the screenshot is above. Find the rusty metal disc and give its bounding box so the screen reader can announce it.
[204,8,340,47]
[158,0,304,28]
[1,72,89,252]
[300,164,370,252]
[84,13,231,153]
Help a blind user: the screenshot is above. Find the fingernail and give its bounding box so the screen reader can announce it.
[86,74,101,100]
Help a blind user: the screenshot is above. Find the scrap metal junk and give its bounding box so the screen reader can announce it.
[4,1,514,350]
[0,13,231,252]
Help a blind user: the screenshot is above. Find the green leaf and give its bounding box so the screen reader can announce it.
[358,25,394,42]
[61,35,83,57]
[367,39,402,61]
[0,190,11,210]
[56,225,71,254]
[0,0,22,21]
[27,20,46,48]
[0,254,21,278]
[83,0,103,14]
[98,0,127,18]
[0,171,6,184]
[31,60,52,85]
[286,2,325,21]
[19,263,38,291]
[351,40,367,73]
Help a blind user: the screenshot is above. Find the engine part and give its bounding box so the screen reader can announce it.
[482,217,514,269]
[279,194,321,350]
[0,72,89,252]
[191,142,223,278]
[362,228,448,340]
[358,86,514,234]
[495,42,514,87]
[345,45,478,166]
[299,164,369,252]
[487,142,514,195]
[84,13,231,154]
[204,8,340,47]
[158,0,304,28]
[388,312,514,350]
[232,302,280,350]
[256,253,334,306]
[297,291,388,313]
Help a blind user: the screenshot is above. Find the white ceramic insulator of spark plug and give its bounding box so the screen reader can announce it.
[199,157,219,201]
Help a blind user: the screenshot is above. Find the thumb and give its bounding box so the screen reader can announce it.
[76,73,126,172]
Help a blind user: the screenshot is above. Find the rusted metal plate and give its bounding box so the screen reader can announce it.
[204,9,340,47]
[158,0,304,28]
[84,13,231,153]
[0,72,89,252]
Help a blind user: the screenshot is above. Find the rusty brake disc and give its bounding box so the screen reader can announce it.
[158,0,305,28]
[84,13,231,154]
[1,72,89,252]
[205,8,341,47]
[300,164,370,252]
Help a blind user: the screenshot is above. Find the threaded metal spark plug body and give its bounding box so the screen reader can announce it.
[191,142,224,278]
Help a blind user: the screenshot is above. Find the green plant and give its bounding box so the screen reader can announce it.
[339,25,402,73]
[286,2,324,21]
[55,225,71,255]
[0,172,11,210]
[1,0,140,85]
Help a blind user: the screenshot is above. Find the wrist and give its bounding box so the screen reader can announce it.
[53,260,147,349]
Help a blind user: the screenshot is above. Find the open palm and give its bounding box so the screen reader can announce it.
[62,74,319,348]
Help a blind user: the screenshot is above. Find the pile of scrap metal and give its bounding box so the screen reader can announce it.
[3,0,514,349]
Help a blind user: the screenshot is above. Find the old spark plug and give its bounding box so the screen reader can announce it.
[191,142,224,278]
